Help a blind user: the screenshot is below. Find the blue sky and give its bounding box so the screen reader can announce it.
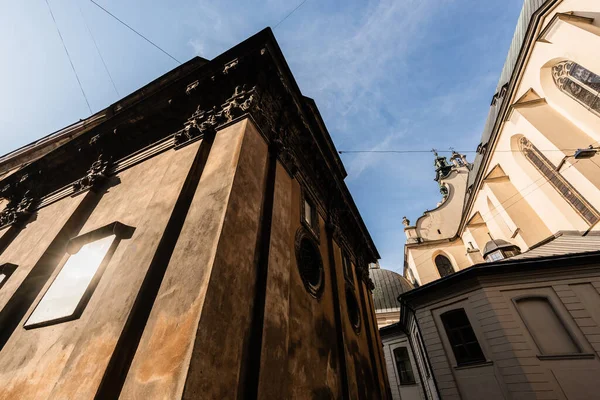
[0,0,524,272]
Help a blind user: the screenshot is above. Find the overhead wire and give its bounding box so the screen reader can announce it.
[87,0,181,64]
[273,0,308,29]
[408,159,588,273]
[78,2,120,97]
[338,149,582,154]
[44,0,93,114]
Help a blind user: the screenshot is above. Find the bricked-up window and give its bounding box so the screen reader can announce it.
[441,309,485,366]
[25,222,134,329]
[0,263,17,290]
[393,347,416,385]
[434,255,454,278]
[552,60,600,117]
[515,296,581,355]
[519,137,600,226]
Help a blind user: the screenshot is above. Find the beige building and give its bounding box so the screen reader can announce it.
[393,0,600,399]
[404,0,600,287]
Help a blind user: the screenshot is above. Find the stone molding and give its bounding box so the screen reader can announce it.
[0,39,378,284]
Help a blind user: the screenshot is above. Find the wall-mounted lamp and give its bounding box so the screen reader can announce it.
[556,145,599,171]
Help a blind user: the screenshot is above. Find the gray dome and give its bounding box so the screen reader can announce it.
[483,239,520,258]
[369,268,413,313]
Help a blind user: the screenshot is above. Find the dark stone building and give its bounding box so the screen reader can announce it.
[0,29,388,399]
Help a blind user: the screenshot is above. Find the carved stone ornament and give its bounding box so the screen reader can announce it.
[174,85,257,147]
[73,154,109,193]
[326,207,344,242]
[222,58,239,75]
[0,191,35,229]
[272,128,298,176]
[402,216,410,227]
[186,80,199,95]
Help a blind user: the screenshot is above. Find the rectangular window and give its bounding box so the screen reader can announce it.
[0,263,17,290]
[25,235,115,328]
[304,199,313,227]
[441,308,486,366]
[24,222,134,329]
[302,196,319,238]
[393,346,416,385]
[342,252,353,284]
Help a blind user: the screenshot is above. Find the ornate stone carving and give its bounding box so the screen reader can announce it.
[73,154,109,193]
[174,85,256,147]
[220,84,256,121]
[186,80,199,95]
[174,107,218,146]
[326,207,344,242]
[222,58,239,75]
[272,127,298,176]
[0,191,35,229]
[402,216,410,227]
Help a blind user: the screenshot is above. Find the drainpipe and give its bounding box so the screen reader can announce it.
[399,297,442,400]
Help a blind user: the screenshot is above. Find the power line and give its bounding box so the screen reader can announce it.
[409,160,587,272]
[87,0,181,64]
[273,0,308,29]
[78,2,120,97]
[45,0,93,114]
[338,149,580,154]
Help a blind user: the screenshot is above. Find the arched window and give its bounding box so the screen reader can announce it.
[552,61,600,116]
[434,254,454,278]
[519,137,600,225]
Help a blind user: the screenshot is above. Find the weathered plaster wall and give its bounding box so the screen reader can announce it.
[121,119,268,399]
[0,140,200,399]
[257,161,293,399]
[0,118,386,399]
[286,181,343,399]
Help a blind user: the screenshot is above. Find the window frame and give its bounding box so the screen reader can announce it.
[519,136,600,226]
[392,345,417,386]
[301,190,320,241]
[512,294,585,358]
[440,308,487,367]
[434,254,455,278]
[552,60,600,117]
[342,251,354,286]
[0,263,17,290]
[24,222,134,329]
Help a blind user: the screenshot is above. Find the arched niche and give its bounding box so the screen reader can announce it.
[484,196,513,241]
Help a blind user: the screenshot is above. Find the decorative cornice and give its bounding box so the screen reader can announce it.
[73,154,110,194]
[0,34,379,281]
[174,85,256,148]
[0,191,36,229]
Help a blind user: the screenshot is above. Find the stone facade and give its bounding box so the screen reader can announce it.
[0,29,388,399]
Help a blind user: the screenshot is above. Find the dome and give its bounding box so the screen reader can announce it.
[483,239,521,261]
[369,268,414,313]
